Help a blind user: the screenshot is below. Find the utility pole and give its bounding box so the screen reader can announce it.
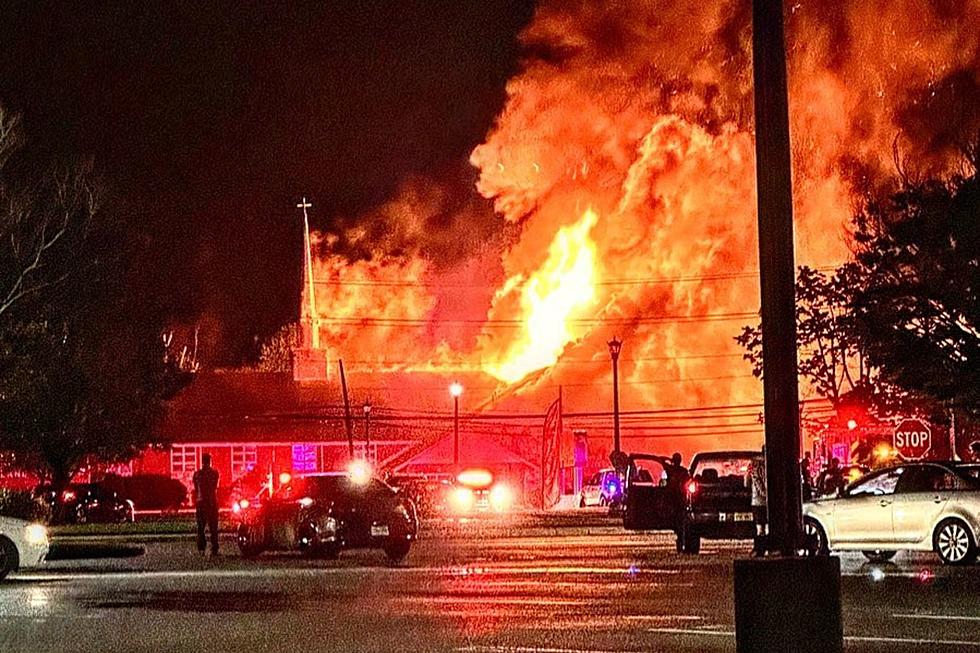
[751,0,802,557]
[339,359,354,458]
[734,2,843,651]
[363,403,372,461]
[607,338,623,455]
[450,382,463,466]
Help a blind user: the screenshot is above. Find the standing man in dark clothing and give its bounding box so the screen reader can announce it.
[816,457,846,498]
[800,451,814,501]
[653,452,690,531]
[193,453,220,557]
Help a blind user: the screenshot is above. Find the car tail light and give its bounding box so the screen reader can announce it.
[686,480,698,496]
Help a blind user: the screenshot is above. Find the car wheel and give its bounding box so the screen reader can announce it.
[599,495,607,507]
[0,536,18,581]
[237,525,264,559]
[579,496,586,508]
[803,518,829,556]
[383,538,411,563]
[862,550,897,563]
[934,519,977,565]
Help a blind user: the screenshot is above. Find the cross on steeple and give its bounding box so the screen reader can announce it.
[297,197,320,350]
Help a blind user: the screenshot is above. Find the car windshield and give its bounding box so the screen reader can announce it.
[692,455,752,484]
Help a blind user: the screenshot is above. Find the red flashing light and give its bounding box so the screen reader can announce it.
[847,419,858,431]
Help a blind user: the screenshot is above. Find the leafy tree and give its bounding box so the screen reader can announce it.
[848,153,980,415]
[0,106,190,488]
[735,264,922,416]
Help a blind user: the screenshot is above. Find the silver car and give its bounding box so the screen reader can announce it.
[803,462,980,565]
[0,515,49,580]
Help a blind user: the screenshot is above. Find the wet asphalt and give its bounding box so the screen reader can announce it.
[2,510,980,652]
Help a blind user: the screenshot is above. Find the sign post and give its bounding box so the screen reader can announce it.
[894,419,932,459]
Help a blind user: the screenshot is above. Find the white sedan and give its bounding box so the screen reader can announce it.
[803,462,980,565]
[0,515,49,580]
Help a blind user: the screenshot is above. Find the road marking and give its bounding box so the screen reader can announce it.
[458,647,641,653]
[847,636,980,647]
[647,628,980,648]
[894,613,980,622]
[399,596,592,607]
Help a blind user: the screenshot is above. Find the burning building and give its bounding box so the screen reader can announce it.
[297,0,980,463]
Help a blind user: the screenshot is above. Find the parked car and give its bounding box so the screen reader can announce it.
[446,468,517,515]
[35,483,135,524]
[677,451,756,554]
[0,515,49,580]
[803,461,980,565]
[579,468,624,508]
[235,473,418,562]
[385,474,453,518]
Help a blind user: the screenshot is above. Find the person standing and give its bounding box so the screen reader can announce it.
[653,453,690,533]
[817,457,845,497]
[800,451,814,501]
[193,453,220,557]
[750,446,768,557]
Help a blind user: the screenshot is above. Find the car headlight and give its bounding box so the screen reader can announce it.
[489,484,513,511]
[451,487,475,512]
[25,523,48,546]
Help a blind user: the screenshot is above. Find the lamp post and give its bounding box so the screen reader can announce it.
[607,338,623,455]
[363,403,372,461]
[450,382,463,466]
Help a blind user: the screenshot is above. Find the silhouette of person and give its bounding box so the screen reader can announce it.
[193,453,220,557]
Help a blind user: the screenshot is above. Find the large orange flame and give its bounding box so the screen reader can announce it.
[484,207,599,383]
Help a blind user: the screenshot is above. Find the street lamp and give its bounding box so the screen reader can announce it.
[363,403,372,460]
[607,337,623,455]
[450,382,463,465]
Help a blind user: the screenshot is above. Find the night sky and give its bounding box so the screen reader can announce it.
[0,1,536,363]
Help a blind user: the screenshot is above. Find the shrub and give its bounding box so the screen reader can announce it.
[0,488,51,522]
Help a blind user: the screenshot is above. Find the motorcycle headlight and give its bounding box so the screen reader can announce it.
[25,523,48,546]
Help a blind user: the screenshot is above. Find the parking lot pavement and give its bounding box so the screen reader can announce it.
[3,514,980,652]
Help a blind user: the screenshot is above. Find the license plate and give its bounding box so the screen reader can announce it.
[719,512,754,522]
[371,524,390,537]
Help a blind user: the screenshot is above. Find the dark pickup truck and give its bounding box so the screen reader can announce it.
[677,450,757,553]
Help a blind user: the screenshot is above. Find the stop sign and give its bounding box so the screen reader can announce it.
[894,418,932,459]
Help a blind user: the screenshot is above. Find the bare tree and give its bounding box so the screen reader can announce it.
[0,106,100,322]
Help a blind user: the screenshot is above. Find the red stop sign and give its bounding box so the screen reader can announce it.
[894,418,932,459]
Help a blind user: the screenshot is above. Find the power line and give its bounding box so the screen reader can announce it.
[316,311,757,327]
[311,266,840,289]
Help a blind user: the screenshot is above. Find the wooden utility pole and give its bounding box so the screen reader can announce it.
[752,0,803,556]
[339,359,354,458]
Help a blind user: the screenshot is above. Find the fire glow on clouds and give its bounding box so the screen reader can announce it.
[303,0,980,409]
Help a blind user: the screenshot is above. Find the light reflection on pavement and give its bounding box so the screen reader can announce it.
[1,516,980,652]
